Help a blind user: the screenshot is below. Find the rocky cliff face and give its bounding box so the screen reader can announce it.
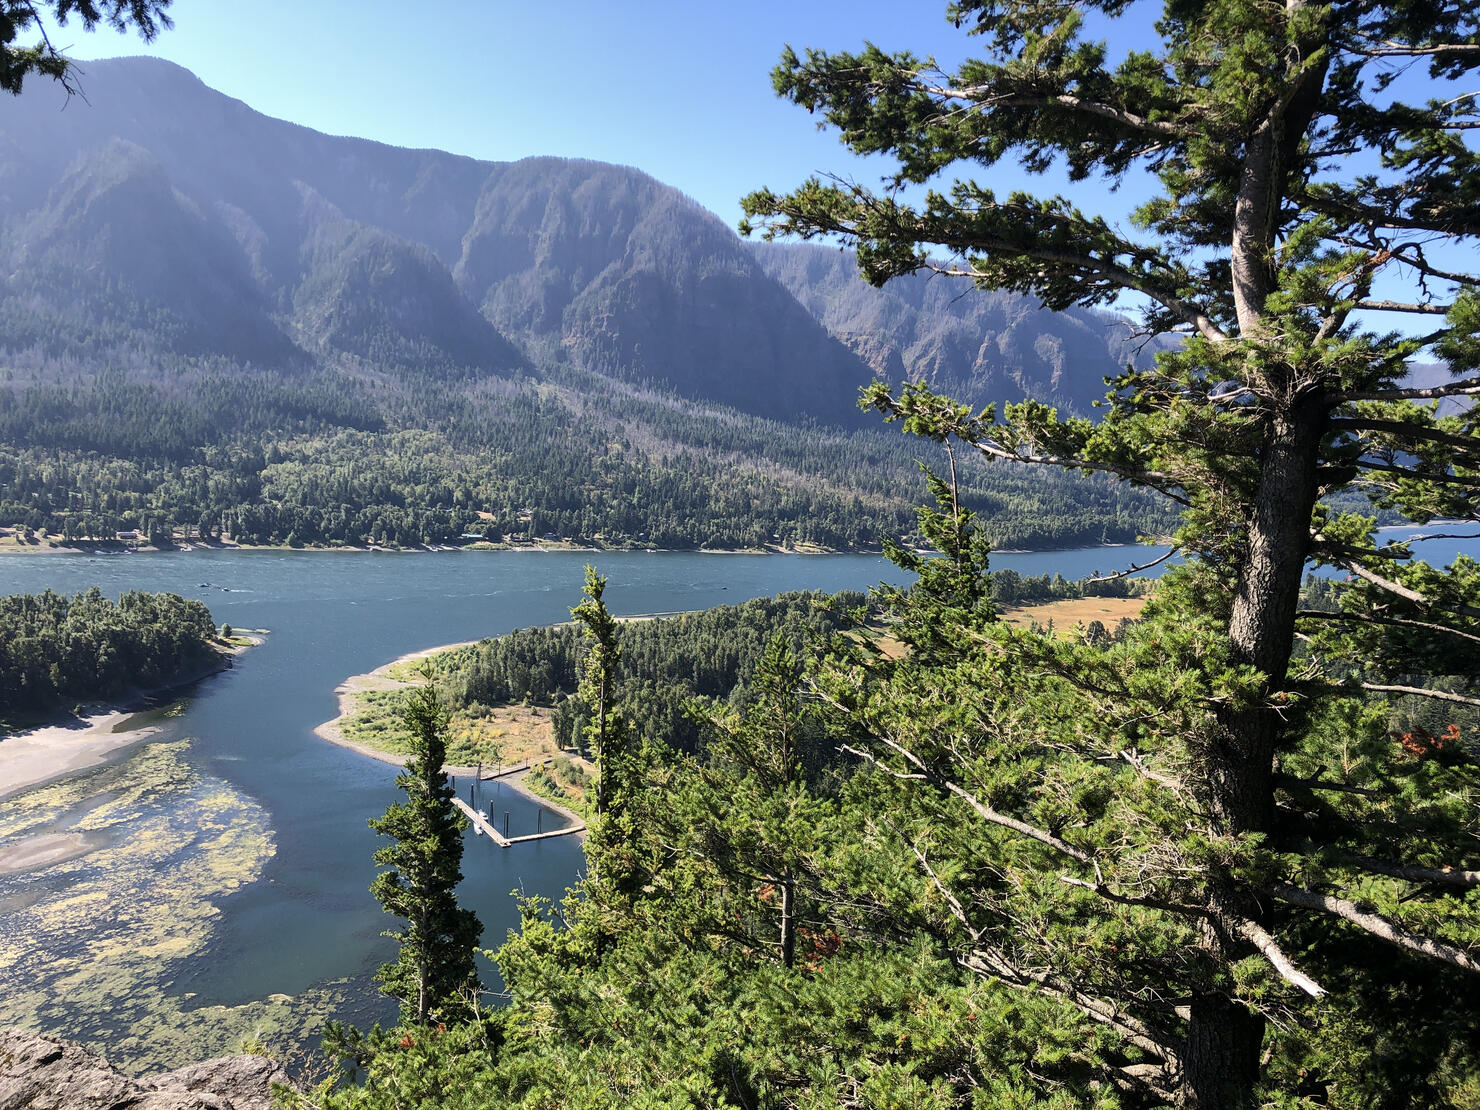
[0,1029,293,1110]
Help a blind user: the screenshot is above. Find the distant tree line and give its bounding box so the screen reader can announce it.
[0,587,220,718]
[0,367,1177,552]
[987,566,1156,607]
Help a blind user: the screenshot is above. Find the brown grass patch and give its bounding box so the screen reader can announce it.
[998,596,1146,635]
[450,704,557,768]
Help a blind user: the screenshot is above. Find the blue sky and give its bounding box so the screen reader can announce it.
[58,0,1468,340]
[66,0,987,232]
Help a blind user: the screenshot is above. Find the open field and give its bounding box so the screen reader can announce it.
[998,595,1147,634]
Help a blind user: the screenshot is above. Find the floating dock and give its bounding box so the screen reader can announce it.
[451,795,583,848]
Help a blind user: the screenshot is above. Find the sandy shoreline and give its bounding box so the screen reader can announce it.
[312,639,481,764]
[0,709,166,803]
[0,637,261,805]
[312,639,586,833]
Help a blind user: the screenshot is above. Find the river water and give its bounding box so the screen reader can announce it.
[0,548,928,1070]
[0,533,1472,1070]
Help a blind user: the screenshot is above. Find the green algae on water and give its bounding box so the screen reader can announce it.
[0,740,354,1075]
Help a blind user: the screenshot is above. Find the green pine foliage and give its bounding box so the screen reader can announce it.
[417,590,864,757]
[734,0,1480,1104]
[0,2,172,96]
[294,1,1480,1105]
[367,681,482,1027]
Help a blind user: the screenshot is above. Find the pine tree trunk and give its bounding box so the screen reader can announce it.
[1178,991,1264,1109]
[779,873,795,969]
[1182,398,1325,1105]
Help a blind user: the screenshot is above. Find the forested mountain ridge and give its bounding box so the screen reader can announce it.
[0,55,1152,419]
[754,242,1177,415]
[0,56,1179,550]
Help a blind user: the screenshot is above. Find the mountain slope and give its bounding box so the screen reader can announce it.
[753,242,1176,415]
[0,57,1182,551]
[0,58,876,423]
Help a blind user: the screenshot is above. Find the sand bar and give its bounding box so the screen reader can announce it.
[0,831,105,874]
[0,710,163,802]
[0,637,260,803]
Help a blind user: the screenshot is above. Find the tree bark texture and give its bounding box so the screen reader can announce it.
[1178,991,1264,1109]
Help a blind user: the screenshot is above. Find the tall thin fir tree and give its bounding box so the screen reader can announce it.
[570,565,642,915]
[746,2,1480,1107]
[369,676,482,1025]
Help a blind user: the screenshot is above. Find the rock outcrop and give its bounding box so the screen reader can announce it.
[0,1029,293,1110]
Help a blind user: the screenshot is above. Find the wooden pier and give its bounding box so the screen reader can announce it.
[451,795,583,848]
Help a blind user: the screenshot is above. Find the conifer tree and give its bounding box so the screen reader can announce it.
[369,678,482,1025]
[570,565,643,915]
[1,1,172,95]
[746,3,1480,1107]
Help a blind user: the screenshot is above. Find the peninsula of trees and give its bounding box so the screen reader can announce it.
[0,588,224,720]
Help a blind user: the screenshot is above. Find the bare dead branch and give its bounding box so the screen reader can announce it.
[1339,374,1480,403]
[1229,916,1328,997]
[1359,682,1480,708]
[1289,841,1480,889]
[917,81,1193,139]
[1331,417,1480,455]
[958,948,1180,1064]
[1354,300,1454,314]
[1087,546,1182,582]
[844,732,1095,865]
[1269,883,1480,972]
[1342,561,1480,619]
[962,434,1192,506]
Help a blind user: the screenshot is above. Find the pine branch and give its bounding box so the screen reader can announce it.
[1341,561,1480,619]
[1087,546,1182,582]
[1348,460,1480,487]
[1274,772,1386,799]
[1296,190,1480,237]
[1269,884,1480,973]
[1338,374,1480,403]
[1331,417,1480,455]
[1344,41,1480,59]
[1228,915,1328,998]
[1295,608,1480,646]
[960,433,1193,506]
[896,825,1180,1068]
[1359,681,1480,708]
[841,736,1094,865]
[957,947,1181,1064]
[1286,841,1480,889]
[917,82,1193,139]
[1354,300,1454,314]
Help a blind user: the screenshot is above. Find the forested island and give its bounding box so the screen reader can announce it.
[0,588,225,722]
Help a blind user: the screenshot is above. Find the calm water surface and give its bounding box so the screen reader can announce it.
[0,533,1471,1066]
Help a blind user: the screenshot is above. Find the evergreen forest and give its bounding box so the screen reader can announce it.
[0,367,1174,552]
[0,587,221,719]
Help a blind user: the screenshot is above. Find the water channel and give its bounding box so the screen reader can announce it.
[0,532,1471,1070]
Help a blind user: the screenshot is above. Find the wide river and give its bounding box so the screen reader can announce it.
[0,534,1471,1071]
